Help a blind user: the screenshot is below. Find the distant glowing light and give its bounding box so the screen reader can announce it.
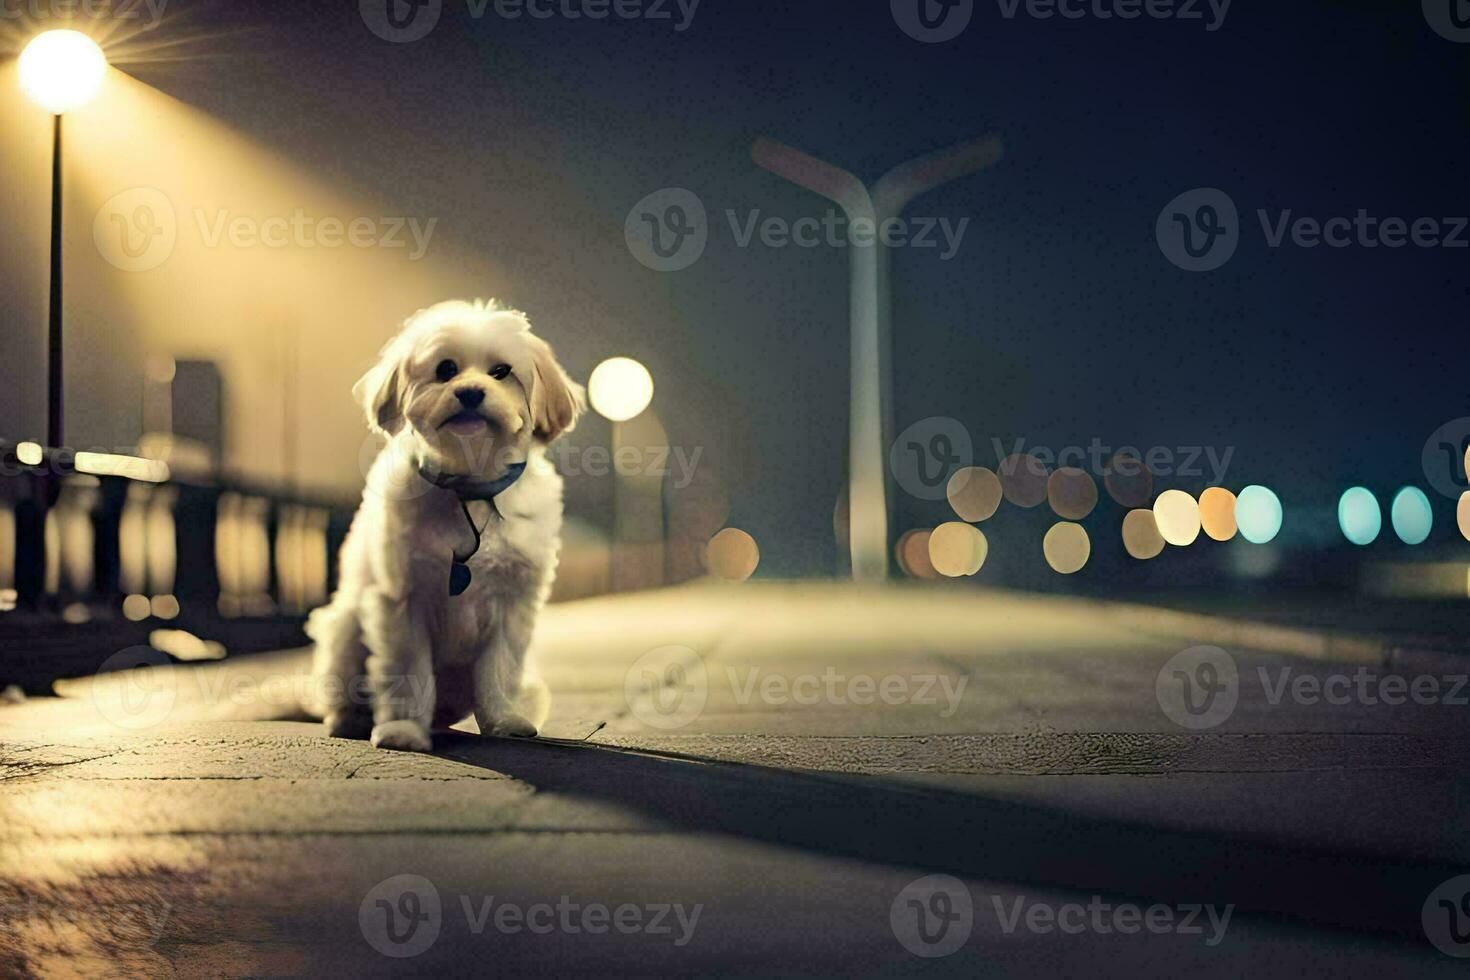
[999,453,1049,508]
[1103,452,1153,508]
[122,594,150,622]
[1122,509,1165,560]
[1043,522,1091,574]
[1198,487,1237,542]
[1390,486,1433,546]
[946,467,1002,523]
[587,357,653,422]
[1153,490,1201,546]
[1337,487,1381,546]
[1235,485,1283,544]
[1459,492,1470,543]
[705,527,759,581]
[1047,467,1098,520]
[928,521,988,577]
[19,31,108,114]
[16,442,43,467]
[896,529,938,580]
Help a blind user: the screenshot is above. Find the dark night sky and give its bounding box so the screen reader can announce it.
[24,0,1470,575]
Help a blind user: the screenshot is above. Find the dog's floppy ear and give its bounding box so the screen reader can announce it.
[352,342,405,436]
[526,333,585,442]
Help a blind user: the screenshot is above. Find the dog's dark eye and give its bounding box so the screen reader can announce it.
[489,363,512,381]
[434,359,459,383]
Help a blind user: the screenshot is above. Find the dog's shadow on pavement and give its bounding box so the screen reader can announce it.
[434,733,1445,943]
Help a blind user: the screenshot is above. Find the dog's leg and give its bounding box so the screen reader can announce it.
[473,601,542,738]
[306,604,373,739]
[361,588,436,752]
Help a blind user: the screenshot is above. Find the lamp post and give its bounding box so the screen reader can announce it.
[588,357,657,589]
[752,135,1004,582]
[19,30,109,452]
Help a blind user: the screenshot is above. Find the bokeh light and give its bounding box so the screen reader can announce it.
[946,466,1002,523]
[1457,492,1470,543]
[998,453,1049,508]
[1235,485,1283,545]
[1198,487,1237,542]
[1337,487,1381,546]
[1103,452,1153,508]
[705,527,759,581]
[928,522,988,577]
[19,30,108,115]
[896,529,937,579]
[1122,509,1165,560]
[587,357,654,422]
[1389,486,1433,546]
[1153,490,1201,546]
[1047,467,1098,520]
[1043,522,1090,574]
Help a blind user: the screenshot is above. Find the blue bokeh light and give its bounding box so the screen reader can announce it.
[1235,485,1283,544]
[1390,486,1433,545]
[1337,487,1381,546]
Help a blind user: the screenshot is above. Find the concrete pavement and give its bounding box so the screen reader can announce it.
[1,583,1467,976]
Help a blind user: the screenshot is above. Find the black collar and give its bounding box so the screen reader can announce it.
[418,461,527,502]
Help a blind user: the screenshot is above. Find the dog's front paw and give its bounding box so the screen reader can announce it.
[324,708,373,740]
[370,720,433,752]
[484,713,538,738]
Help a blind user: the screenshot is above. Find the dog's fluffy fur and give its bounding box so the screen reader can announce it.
[306,300,585,752]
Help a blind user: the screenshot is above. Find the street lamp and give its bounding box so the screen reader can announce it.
[589,357,659,589]
[752,135,1004,582]
[19,30,109,451]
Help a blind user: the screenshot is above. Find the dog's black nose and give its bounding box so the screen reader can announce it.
[455,387,485,409]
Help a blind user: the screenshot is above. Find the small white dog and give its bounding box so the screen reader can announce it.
[306,299,584,752]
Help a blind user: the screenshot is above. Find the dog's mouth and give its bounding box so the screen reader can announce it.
[439,410,491,435]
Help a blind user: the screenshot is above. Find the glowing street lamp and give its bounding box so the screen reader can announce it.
[19,30,109,451]
[589,357,654,423]
[589,357,659,588]
[752,134,1004,582]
